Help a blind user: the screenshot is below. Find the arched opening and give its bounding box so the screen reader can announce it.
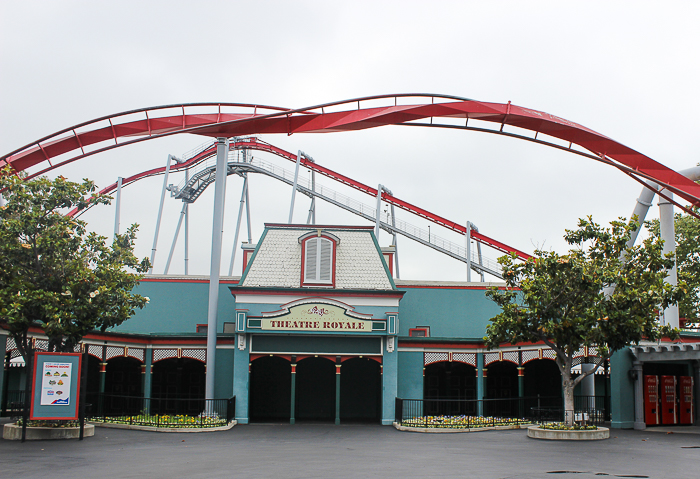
[524,359,561,410]
[295,357,335,422]
[151,358,205,416]
[249,356,291,422]
[485,361,518,417]
[424,361,477,416]
[103,356,143,416]
[340,358,381,423]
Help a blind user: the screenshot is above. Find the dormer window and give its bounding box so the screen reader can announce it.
[299,231,340,287]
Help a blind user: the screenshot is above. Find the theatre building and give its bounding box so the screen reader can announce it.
[2,223,699,427]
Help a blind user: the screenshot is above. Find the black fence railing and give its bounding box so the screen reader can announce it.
[87,394,236,428]
[1,390,25,418]
[395,395,608,428]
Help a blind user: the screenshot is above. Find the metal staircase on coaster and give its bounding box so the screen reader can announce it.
[148,137,508,279]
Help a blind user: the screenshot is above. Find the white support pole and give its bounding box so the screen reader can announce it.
[228,175,249,276]
[466,221,472,282]
[164,202,187,274]
[113,176,123,240]
[245,177,252,243]
[659,190,679,328]
[476,241,485,283]
[288,150,302,224]
[149,155,174,273]
[184,169,189,275]
[205,138,229,401]
[307,170,316,225]
[375,184,383,239]
[391,204,400,279]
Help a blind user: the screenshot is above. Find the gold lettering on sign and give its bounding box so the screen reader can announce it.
[261,304,372,332]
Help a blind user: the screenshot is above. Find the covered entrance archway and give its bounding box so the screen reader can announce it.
[485,361,518,417]
[424,361,477,416]
[340,357,381,423]
[249,356,291,422]
[295,356,335,422]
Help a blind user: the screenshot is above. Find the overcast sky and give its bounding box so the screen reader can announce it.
[2,1,699,282]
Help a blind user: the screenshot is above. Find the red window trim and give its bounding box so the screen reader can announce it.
[300,235,337,288]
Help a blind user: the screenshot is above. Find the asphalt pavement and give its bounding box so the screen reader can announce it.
[2,420,699,479]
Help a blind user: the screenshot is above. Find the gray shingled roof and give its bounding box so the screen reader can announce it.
[242,227,393,290]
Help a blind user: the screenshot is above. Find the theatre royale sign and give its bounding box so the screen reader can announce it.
[260,302,376,332]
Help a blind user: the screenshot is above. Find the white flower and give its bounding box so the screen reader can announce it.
[89,290,99,298]
[61,290,72,296]
[144,297,150,303]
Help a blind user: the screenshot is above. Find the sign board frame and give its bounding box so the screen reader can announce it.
[30,352,82,420]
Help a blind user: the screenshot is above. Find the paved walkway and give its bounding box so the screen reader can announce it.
[2,421,699,478]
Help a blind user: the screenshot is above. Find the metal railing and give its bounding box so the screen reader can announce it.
[87,393,236,428]
[0,390,25,418]
[395,395,608,428]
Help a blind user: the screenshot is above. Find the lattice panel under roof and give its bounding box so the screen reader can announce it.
[452,353,476,366]
[182,349,206,362]
[424,352,449,365]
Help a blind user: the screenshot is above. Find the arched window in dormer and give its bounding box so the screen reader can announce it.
[299,231,339,287]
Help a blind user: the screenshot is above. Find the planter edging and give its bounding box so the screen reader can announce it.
[527,425,609,440]
[393,421,533,433]
[3,423,95,441]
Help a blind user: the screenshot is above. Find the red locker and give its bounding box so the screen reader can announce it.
[644,375,660,426]
[660,375,677,425]
[679,376,694,425]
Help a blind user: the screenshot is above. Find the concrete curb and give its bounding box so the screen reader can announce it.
[90,420,237,433]
[3,423,95,441]
[393,421,532,433]
[527,425,610,440]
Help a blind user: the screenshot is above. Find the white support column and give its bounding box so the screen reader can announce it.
[164,202,187,274]
[205,138,229,401]
[633,361,645,430]
[228,175,249,276]
[580,362,596,412]
[307,170,316,225]
[288,150,302,224]
[113,176,123,240]
[466,221,472,282]
[149,155,174,273]
[184,169,189,275]
[659,190,679,328]
[375,184,383,239]
[391,204,400,279]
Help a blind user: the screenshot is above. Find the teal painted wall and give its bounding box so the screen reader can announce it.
[382,347,398,425]
[610,349,635,429]
[397,351,423,399]
[215,348,235,399]
[233,343,249,424]
[397,287,501,339]
[111,280,238,334]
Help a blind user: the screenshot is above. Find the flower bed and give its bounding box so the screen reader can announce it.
[16,418,80,428]
[401,415,528,429]
[539,422,598,431]
[96,414,228,428]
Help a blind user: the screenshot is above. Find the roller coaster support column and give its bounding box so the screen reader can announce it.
[205,137,229,401]
[375,184,384,239]
[113,176,123,240]
[466,222,472,282]
[390,203,400,279]
[228,174,249,276]
[307,168,316,225]
[164,202,187,274]
[659,190,679,329]
[149,154,176,273]
[288,150,302,223]
[184,168,189,275]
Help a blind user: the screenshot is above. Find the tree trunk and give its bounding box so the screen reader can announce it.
[562,373,575,427]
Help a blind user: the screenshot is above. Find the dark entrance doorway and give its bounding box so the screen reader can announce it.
[486,361,518,417]
[424,361,477,415]
[524,359,561,408]
[340,358,381,423]
[295,357,335,422]
[103,356,142,416]
[249,356,291,422]
[151,358,205,416]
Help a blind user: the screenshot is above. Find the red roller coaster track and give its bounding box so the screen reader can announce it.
[3,94,698,261]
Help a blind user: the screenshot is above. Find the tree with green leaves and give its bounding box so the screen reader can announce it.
[647,208,700,324]
[485,216,682,426]
[0,170,150,362]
